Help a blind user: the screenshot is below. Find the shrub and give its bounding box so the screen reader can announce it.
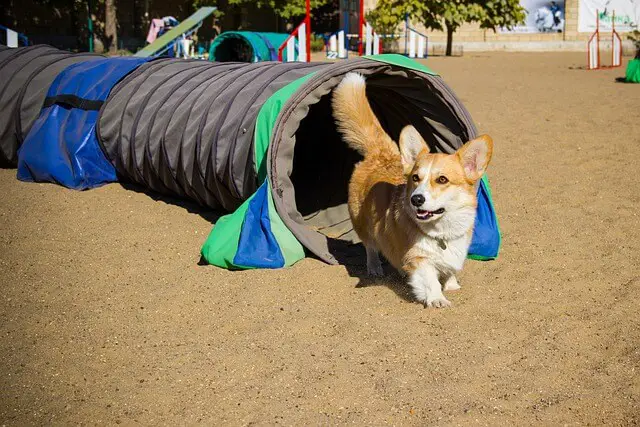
[628,30,640,58]
[310,34,325,52]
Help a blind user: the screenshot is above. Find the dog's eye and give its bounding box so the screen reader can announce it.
[412,174,420,182]
[436,176,449,184]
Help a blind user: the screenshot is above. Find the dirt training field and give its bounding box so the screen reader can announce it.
[1,52,639,425]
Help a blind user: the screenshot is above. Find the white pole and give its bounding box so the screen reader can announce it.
[612,35,621,67]
[409,30,416,58]
[7,29,18,47]
[338,30,345,58]
[589,37,598,70]
[365,23,373,55]
[287,37,295,62]
[181,39,191,58]
[298,22,307,62]
[373,33,380,55]
[417,34,425,58]
[329,34,337,53]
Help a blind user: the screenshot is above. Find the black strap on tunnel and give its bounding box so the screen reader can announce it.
[43,94,104,111]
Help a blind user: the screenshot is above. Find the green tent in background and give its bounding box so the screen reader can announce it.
[209,31,291,62]
[624,58,640,83]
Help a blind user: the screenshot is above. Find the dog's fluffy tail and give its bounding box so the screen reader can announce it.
[332,73,398,157]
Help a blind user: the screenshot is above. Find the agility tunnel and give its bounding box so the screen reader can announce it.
[0,45,500,269]
[208,32,291,62]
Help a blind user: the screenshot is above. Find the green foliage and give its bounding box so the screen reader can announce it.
[369,0,525,32]
[227,0,330,20]
[365,1,405,35]
[191,0,225,18]
[474,0,527,32]
[192,0,337,25]
[629,30,640,56]
[368,0,525,55]
[310,34,325,52]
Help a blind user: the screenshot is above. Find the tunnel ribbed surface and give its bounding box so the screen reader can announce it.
[97,59,327,212]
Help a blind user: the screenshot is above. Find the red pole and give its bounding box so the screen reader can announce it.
[358,0,364,56]
[306,0,311,62]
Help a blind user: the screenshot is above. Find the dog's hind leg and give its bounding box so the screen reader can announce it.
[365,245,385,277]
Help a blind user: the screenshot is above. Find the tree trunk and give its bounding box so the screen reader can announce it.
[445,21,454,57]
[105,0,118,53]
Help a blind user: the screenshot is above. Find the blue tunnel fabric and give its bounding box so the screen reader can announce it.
[17,57,150,190]
[233,181,285,269]
[468,177,500,260]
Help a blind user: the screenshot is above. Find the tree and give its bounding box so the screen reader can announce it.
[368,0,526,56]
[194,0,331,21]
[105,0,118,53]
[229,0,330,20]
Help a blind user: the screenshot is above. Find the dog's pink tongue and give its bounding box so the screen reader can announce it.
[417,210,432,219]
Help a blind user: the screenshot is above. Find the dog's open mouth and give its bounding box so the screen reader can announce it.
[416,208,445,220]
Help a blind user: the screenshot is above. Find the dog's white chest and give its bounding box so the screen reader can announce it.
[414,235,469,272]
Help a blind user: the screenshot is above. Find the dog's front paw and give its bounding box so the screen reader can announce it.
[424,296,451,308]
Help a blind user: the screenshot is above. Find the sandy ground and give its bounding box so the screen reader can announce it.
[1,52,639,425]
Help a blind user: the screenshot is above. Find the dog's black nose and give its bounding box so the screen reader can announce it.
[411,194,425,207]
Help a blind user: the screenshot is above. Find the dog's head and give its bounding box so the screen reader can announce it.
[399,126,493,226]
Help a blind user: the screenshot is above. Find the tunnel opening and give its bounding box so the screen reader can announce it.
[210,35,254,62]
[285,70,472,262]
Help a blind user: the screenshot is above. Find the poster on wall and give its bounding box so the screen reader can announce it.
[578,0,640,32]
[500,0,566,33]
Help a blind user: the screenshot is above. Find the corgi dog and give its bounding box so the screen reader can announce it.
[332,73,493,308]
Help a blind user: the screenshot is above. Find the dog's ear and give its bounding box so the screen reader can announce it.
[399,126,428,174]
[456,134,493,183]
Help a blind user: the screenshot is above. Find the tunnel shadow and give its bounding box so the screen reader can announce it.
[117,181,224,224]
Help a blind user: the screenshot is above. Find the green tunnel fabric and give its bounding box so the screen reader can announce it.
[625,58,640,83]
[209,32,291,62]
[363,53,438,76]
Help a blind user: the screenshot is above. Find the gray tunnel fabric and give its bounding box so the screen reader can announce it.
[0,46,102,167]
[98,59,328,212]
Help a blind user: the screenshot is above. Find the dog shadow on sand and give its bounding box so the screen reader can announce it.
[327,239,415,303]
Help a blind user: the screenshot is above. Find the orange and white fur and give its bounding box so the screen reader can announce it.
[332,73,493,308]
